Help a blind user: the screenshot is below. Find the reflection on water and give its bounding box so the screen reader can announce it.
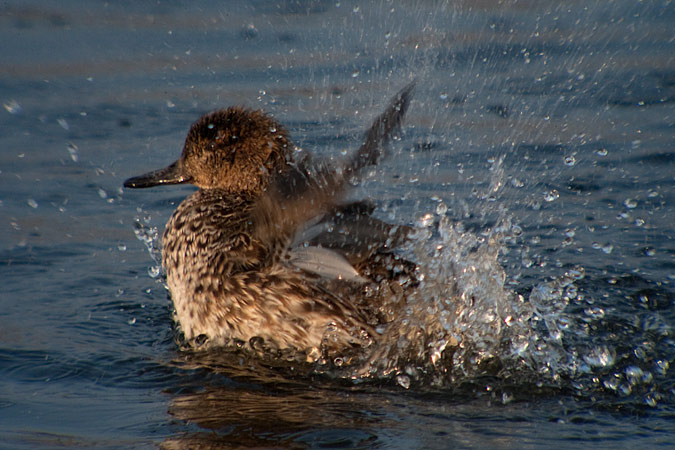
[161,351,557,449]
[162,347,673,449]
[0,0,673,448]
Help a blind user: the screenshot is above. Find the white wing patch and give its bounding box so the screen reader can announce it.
[289,246,367,283]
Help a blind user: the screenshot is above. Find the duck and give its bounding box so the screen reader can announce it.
[124,82,416,362]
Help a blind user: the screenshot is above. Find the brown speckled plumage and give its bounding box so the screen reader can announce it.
[124,82,415,360]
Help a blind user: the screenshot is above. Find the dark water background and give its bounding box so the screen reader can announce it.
[1,1,673,448]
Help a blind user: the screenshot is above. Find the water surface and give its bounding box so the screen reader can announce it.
[1,1,673,448]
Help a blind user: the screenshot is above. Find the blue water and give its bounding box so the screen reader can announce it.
[1,1,673,448]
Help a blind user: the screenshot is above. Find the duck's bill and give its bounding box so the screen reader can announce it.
[123,161,191,188]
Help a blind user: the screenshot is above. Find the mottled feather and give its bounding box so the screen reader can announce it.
[125,82,416,360]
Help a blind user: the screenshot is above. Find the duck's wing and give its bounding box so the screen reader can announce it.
[287,245,368,283]
[346,80,415,174]
[294,201,413,265]
[251,81,415,261]
[288,200,410,283]
[299,80,415,196]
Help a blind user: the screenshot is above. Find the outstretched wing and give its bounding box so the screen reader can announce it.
[251,81,416,261]
[347,80,415,173]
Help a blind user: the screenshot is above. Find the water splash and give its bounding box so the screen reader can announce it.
[346,204,587,387]
[133,215,162,279]
[331,144,599,388]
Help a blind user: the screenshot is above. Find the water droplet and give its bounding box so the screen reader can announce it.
[3,99,21,114]
[502,392,513,404]
[396,374,411,389]
[439,92,448,101]
[583,345,615,367]
[27,198,38,209]
[655,360,669,376]
[166,100,175,108]
[603,375,620,391]
[595,148,608,156]
[66,142,79,162]
[57,118,69,130]
[148,266,161,278]
[98,188,108,199]
[557,316,571,329]
[416,213,434,228]
[117,244,127,251]
[352,5,360,13]
[623,198,638,209]
[128,317,137,325]
[634,344,648,359]
[584,306,605,319]
[624,365,644,384]
[435,202,447,216]
[564,155,576,166]
[543,190,559,202]
[601,243,613,254]
[351,70,359,78]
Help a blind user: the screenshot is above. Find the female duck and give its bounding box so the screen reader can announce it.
[124,83,415,361]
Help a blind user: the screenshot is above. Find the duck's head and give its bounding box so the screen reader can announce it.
[124,107,292,192]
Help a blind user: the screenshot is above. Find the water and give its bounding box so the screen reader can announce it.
[1,0,673,448]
